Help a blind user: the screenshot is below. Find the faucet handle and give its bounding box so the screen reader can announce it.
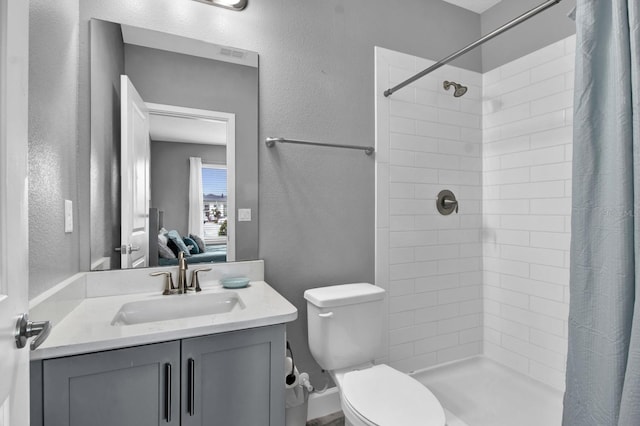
[178,251,188,269]
[189,268,212,292]
[150,271,176,295]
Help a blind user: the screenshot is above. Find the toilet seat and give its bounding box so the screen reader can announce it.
[341,364,446,426]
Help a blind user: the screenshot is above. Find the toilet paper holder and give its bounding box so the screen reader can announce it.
[286,341,297,386]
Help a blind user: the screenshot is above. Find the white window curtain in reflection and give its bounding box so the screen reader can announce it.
[188,157,204,239]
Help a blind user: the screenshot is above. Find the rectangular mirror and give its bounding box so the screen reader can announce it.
[89,19,258,270]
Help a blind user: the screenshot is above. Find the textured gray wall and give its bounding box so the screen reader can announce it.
[124,44,259,261]
[150,141,226,236]
[28,0,577,382]
[28,0,80,299]
[481,0,576,72]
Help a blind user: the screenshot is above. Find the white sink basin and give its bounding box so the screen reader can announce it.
[111,292,245,326]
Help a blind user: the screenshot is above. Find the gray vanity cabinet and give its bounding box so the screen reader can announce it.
[32,325,286,426]
[181,325,286,426]
[39,340,181,426]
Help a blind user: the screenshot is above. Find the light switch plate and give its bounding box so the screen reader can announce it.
[238,208,251,222]
[64,199,73,233]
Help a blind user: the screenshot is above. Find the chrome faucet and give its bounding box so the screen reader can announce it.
[177,251,188,294]
[151,253,210,296]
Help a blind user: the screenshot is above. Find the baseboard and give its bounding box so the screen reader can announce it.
[307,386,341,421]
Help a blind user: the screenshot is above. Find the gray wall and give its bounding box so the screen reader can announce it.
[74,0,482,383]
[28,0,80,298]
[28,0,576,381]
[481,0,576,72]
[89,19,124,270]
[124,44,258,261]
[150,141,226,236]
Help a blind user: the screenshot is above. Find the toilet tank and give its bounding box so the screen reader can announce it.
[304,283,385,371]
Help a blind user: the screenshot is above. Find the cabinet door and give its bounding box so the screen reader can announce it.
[42,341,180,426]
[182,325,286,426]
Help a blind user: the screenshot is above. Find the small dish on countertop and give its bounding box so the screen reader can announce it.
[221,277,250,289]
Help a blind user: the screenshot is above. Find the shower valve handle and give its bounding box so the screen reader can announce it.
[443,198,459,213]
[436,190,459,215]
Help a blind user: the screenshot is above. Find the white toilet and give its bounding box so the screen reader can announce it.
[304,283,446,426]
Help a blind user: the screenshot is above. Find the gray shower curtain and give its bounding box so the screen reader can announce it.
[563,1,640,425]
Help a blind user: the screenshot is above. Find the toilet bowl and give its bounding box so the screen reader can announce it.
[304,283,446,426]
[335,364,445,426]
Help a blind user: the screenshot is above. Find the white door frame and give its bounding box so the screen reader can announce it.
[146,103,236,262]
[0,0,31,424]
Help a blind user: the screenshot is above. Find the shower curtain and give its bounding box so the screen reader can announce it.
[563,1,640,425]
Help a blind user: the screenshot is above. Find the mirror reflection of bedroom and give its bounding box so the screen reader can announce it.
[148,103,235,268]
[89,19,258,271]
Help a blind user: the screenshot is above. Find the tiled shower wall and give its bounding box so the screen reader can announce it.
[482,35,575,391]
[376,34,574,390]
[376,48,484,374]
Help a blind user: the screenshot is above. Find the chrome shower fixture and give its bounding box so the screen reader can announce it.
[443,81,468,97]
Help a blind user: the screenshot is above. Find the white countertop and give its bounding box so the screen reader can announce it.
[31,280,297,360]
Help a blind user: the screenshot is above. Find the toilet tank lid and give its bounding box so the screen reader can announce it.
[304,283,385,308]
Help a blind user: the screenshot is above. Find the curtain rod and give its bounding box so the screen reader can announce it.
[265,137,375,155]
[384,0,563,97]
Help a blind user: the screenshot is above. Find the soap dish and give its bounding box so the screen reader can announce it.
[221,277,250,289]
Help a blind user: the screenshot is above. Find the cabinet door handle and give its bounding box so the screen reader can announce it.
[164,363,172,422]
[188,358,195,416]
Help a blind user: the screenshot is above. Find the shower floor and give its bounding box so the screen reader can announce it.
[412,356,564,426]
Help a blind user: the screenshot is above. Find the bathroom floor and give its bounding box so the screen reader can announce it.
[306,411,345,426]
[413,356,564,426]
[306,356,563,426]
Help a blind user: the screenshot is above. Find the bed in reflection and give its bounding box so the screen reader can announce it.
[158,244,227,266]
[149,208,227,266]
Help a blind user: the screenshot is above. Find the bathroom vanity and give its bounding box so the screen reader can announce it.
[31,325,284,426]
[28,261,297,426]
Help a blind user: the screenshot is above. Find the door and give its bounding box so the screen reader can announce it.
[0,0,30,424]
[120,75,150,268]
[42,341,180,426]
[181,325,286,426]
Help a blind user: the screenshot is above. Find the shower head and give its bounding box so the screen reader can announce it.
[443,81,468,97]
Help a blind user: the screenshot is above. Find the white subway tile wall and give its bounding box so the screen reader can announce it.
[482,35,575,391]
[376,47,484,374]
[376,34,575,391]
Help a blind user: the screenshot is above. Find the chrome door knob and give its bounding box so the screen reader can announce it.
[15,313,51,350]
[114,244,140,254]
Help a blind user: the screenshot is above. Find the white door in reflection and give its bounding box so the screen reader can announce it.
[120,75,150,269]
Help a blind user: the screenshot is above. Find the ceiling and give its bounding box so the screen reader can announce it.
[441,0,503,14]
[149,114,227,145]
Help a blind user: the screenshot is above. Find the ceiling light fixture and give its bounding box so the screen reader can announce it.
[193,0,247,11]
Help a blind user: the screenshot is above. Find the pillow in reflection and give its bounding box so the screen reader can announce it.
[158,236,176,259]
[189,234,207,252]
[167,230,191,257]
[183,236,200,255]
